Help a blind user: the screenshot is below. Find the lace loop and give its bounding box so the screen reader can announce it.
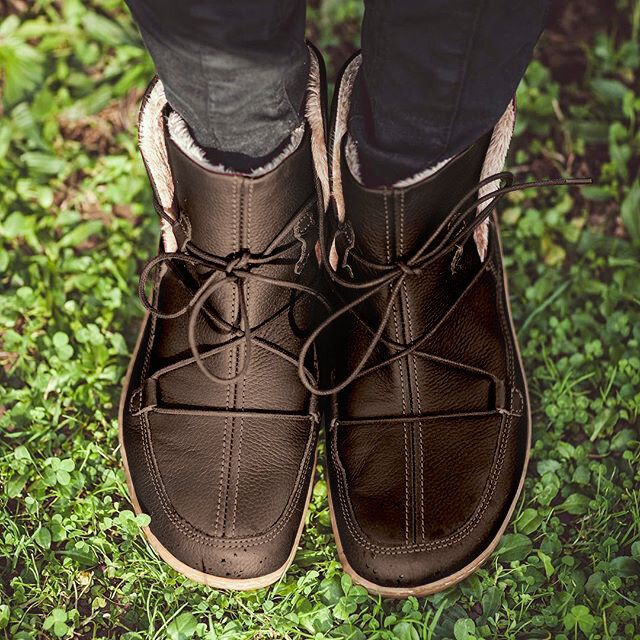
[298,171,592,396]
[139,218,331,385]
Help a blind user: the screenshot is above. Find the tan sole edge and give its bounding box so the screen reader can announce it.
[328,220,532,599]
[118,311,316,590]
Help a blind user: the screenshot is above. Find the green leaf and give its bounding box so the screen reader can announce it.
[340,572,352,595]
[609,556,640,577]
[560,493,591,515]
[0,30,45,105]
[13,446,31,461]
[497,533,532,562]
[52,332,69,350]
[302,607,333,634]
[516,508,543,534]
[564,605,596,635]
[591,78,630,106]
[333,596,357,621]
[81,12,130,47]
[35,526,52,549]
[392,621,419,640]
[43,609,67,634]
[621,180,640,245]
[58,221,103,249]
[481,586,502,618]
[537,550,555,578]
[6,473,28,498]
[2,212,31,238]
[459,573,482,599]
[135,513,151,528]
[60,542,97,567]
[0,605,10,630]
[20,151,66,175]
[454,618,476,640]
[166,613,198,640]
[56,469,71,486]
[318,575,343,605]
[59,459,75,473]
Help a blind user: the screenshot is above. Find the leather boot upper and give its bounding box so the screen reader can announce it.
[317,54,530,591]
[121,50,329,581]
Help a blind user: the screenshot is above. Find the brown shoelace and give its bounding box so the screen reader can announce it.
[298,171,591,396]
[138,202,330,385]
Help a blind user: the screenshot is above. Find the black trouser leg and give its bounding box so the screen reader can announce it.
[349,0,551,186]
[125,0,308,159]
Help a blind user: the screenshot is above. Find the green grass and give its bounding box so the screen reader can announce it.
[1,1,639,638]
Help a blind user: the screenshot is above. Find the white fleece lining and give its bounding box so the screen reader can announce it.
[137,46,330,253]
[138,80,178,252]
[331,52,516,262]
[394,156,453,188]
[331,56,361,225]
[475,100,516,260]
[306,51,330,211]
[167,112,306,177]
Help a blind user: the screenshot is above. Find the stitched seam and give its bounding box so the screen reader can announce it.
[384,191,410,543]
[232,387,245,537]
[141,413,316,547]
[232,179,252,536]
[332,260,519,553]
[129,387,144,416]
[397,192,412,543]
[223,177,243,536]
[399,189,425,542]
[216,338,233,536]
[217,178,239,536]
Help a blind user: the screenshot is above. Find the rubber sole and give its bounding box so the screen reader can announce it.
[118,311,316,590]
[326,217,532,598]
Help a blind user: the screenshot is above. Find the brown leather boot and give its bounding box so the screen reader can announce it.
[299,53,586,597]
[119,46,330,589]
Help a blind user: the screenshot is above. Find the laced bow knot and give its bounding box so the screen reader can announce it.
[224,249,251,276]
[138,205,331,386]
[297,170,592,396]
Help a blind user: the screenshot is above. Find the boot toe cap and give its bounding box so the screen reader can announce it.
[122,408,315,583]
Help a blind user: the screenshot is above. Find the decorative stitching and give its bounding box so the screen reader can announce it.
[217,177,239,536]
[232,179,252,536]
[128,119,324,548]
[332,248,521,553]
[134,268,159,435]
[384,191,410,544]
[141,411,317,547]
[399,189,425,542]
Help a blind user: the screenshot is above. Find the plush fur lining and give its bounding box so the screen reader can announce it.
[330,51,516,262]
[137,45,329,253]
[394,156,453,188]
[167,111,306,177]
[475,101,516,260]
[306,51,329,211]
[138,80,178,252]
[331,56,361,224]
[344,136,362,182]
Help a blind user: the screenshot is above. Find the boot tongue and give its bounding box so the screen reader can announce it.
[342,131,491,264]
[165,125,314,256]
